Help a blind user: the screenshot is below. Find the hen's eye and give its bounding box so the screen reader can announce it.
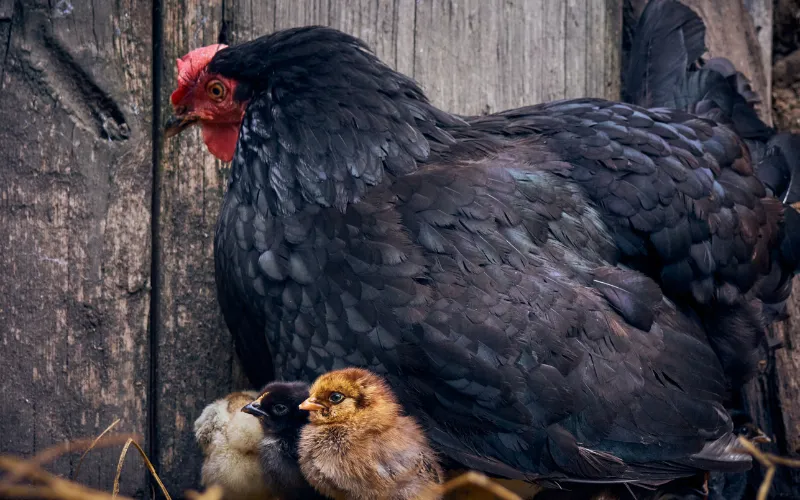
[329,392,345,404]
[271,404,289,416]
[206,80,226,101]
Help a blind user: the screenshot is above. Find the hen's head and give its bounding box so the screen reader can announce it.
[242,381,311,435]
[300,368,400,429]
[165,44,247,162]
[166,27,461,213]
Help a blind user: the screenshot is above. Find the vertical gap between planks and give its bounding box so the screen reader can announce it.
[148,0,164,492]
[220,0,228,44]
[411,0,417,79]
[563,1,568,97]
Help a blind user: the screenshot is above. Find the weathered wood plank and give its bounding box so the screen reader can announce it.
[413,0,621,115]
[589,0,624,100]
[230,0,622,116]
[413,0,502,114]
[157,0,251,495]
[160,0,622,493]
[0,0,151,495]
[744,0,773,72]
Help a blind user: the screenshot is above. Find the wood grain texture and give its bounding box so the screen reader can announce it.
[744,0,773,80]
[0,0,151,495]
[773,293,800,482]
[157,0,250,495]
[774,290,800,483]
[413,0,621,114]
[228,0,621,116]
[156,0,622,494]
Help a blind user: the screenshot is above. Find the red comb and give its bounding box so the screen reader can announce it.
[170,43,228,106]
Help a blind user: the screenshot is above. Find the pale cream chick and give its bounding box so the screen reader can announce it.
[194,390,273,500]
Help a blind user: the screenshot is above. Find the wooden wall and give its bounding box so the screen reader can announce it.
[1,0,622,495]
[0,0,152,495]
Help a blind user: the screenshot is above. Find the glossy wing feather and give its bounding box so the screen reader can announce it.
[467,100,781,313]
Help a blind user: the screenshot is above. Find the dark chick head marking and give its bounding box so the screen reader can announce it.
[242,381,311,435]
[730,410,771,444]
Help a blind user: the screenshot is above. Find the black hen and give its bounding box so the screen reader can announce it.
[241,381,325,500]
[165,1,800,488]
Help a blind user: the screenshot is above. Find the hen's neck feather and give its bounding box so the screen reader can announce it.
[209,26,465,216]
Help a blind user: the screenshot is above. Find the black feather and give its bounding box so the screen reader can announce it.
[593,267,662,331]
[623,0,706,108]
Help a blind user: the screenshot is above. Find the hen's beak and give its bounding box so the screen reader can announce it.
[299,398,324,412]
[163,113,198,138]
[242,401,268,418]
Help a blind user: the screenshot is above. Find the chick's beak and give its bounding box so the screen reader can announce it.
[163,113,199,138]
[241,401,268,419]
[299,398,324,412]
[752,430,772,444]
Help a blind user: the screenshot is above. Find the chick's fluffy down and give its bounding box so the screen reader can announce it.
[298,368,443,500]
[195,390,272,500]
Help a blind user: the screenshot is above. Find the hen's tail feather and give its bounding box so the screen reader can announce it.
[678,67,773,141]
[626,0,800,288]
[625,0,772,141]
[752,136,800,320]
[768,132,800,204]
[702,57,761,107]
[622,0,706,109]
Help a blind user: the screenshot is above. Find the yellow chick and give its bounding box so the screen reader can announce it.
[298,367,443,500]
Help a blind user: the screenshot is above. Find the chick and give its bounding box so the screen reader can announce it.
[730,409,770,444]
[194,390,272,500]
[298,367,444,500]
[241,382,326,500]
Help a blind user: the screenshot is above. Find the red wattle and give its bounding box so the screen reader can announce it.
[202,122,240,162]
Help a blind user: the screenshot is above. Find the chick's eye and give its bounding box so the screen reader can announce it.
[271,404,289,416]
[328,392,345,404]
[206,80,226,101]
